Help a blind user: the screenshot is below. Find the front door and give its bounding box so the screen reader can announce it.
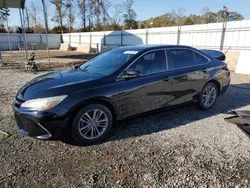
[116,49,174,119]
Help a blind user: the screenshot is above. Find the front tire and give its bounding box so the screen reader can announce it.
[71,104,113,145]
[199,82,219,110]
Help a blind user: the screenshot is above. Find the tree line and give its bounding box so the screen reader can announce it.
[138,7,244,29]
[0,1,244,34]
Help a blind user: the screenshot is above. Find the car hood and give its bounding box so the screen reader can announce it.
[17,69,103,100]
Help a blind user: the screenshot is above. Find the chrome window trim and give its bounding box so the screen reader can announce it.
[117,48,169,80]
[166,48,211,71]
[116,47,211,81]
[165,50,169,70]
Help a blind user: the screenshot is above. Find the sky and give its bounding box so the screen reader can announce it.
[7,0,250,28]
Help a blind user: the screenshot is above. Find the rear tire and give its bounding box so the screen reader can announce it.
[199,82,219,110]
[71,104,113,145]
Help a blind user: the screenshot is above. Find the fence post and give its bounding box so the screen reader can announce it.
[69,33,71,45]
[97,43,99,54]
[0,48,3,67]
[145,28,149,45]
[220,22,227,51]
[121,30,123,46]
[103,32,106,46]
[40,35,43,43]
[177,25,181,45]
[79,34,81,44]
[18,35,22,50]
[90,32,92,49]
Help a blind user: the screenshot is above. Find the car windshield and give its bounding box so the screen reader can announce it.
[79,49,138,75]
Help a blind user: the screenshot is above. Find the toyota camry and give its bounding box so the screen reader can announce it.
[13,45,230,145]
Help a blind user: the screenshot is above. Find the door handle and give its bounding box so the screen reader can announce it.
[164,76,169,81]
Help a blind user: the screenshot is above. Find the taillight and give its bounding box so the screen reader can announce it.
[222,65,230,77]
[222,64,229,71]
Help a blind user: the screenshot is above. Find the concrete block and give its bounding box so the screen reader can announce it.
[225,51,240,72]
[235,51,250,75]
[59,43,72,51]
[77,44,91,53]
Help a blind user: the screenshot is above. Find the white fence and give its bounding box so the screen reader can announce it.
[62,20,250,51]
[1,20,250,52]
[0,33,61,50]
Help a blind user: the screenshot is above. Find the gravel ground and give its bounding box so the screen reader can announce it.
[0,69,250,188]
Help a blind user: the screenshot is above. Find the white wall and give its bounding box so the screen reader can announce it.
[62,20,250,52]
[1,20,249,52]
[0,34,61,50]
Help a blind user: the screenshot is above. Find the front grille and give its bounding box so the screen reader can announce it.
[14,98,25,108]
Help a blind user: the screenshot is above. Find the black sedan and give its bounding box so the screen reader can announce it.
[13,45,230,145]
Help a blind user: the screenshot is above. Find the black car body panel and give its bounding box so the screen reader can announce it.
[201,50,226,61]
[225,111,250,137]
[13,45,230,139]
[16,69,105,100]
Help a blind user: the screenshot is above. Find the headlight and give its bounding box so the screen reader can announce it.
[21,95,67,111]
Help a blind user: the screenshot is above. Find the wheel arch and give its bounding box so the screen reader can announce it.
[201,79,222,95]
[67,97,118,128]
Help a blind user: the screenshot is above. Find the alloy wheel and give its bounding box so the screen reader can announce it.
[78,109,108,140]
[202,85,217,107]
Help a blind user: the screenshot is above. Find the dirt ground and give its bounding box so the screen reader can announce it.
[1,50,96,69]
[0,69,250,188]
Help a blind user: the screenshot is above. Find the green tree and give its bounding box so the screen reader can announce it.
[123,0,137,29]
[50,0,66,29]
[227,11,244,21]
[77,0,87,30]
[108,3,123,30]
[189,14,202,25]
[65,0,75,33]
[183,17,195,25]
[51,25,68,33]
[216,10,244,22]
[0,8,9,33]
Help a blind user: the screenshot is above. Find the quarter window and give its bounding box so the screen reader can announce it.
[168,49,208,69]
[194,52,209,64]
[127,50,167,75]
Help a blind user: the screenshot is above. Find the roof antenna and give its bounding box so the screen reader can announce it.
[224,46,231,55]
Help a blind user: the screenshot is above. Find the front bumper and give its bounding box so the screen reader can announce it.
[13,101,70,139]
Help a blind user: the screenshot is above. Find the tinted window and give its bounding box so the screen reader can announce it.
[168,49,208,69]
[128,50,167,75]
[79,48,137,75]
[194,52,209,64]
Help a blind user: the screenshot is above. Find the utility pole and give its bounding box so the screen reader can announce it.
[41,0,50,63]
[220,6,230,51]
[4,9,12,54]
[19,8,28,63]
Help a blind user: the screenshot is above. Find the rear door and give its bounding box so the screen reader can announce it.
[166,48,211,106]
[116,49,174,119]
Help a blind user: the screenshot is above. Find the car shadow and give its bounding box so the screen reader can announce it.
[59,83,250,147]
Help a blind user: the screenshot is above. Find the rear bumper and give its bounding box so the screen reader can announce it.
[13,105,69,139]
[220,76,230,95]
[221,82,230,95]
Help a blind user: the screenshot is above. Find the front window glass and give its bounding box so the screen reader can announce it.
[79,49,137,75]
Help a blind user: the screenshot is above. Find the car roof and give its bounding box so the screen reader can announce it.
[116,45,195,52]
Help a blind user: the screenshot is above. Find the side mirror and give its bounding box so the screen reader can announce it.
[122,70,141,79]
[73,64,80,70]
